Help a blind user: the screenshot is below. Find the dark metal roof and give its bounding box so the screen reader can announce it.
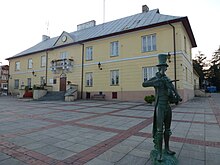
[6,9,196,60]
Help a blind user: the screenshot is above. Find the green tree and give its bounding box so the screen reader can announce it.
[208,46,220,91]
[193,51,207,89]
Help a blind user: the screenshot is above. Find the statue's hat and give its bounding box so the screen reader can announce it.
[156,54,169,67]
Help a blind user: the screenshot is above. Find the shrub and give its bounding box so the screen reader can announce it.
[144,95,155,104]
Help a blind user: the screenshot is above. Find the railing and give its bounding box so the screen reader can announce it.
[50,59,73,73]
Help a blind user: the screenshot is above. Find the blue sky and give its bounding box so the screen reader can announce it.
[0,0,219,64]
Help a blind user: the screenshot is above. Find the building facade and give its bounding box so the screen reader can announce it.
[6,6,196,102]
[0,65,9,95]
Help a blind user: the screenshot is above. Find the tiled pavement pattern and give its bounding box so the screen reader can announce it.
[0,94,219,165]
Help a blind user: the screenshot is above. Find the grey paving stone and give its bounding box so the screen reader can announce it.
[128,148,150,158]
[66,143,90,152]
[6,136,36,146]
[33,145,61,155]
[206,146,220,155]
[38,137,62,145]
[85,158,114,165]
[97,150,126,163]
[120,139,142,148]
[178,156,205,165]
[0,153,10,161]
[115,154,149,165]
[110,144,134,154]
[206,153,220,165]
[0,157,27,165]
[53,140,75,148]
[47,149,76,160]
[22,141,47,150]
[179,149,205,161]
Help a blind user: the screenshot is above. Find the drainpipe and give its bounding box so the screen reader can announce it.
[169,23,177,90]
[45,51,48,85]
[80,43,85,99]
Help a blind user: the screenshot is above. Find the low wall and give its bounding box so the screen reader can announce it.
[33,90,47,100]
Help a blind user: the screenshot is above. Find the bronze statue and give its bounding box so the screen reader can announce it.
[142,54,182,163]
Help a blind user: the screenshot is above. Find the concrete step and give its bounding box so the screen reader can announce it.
[37,91,65,101]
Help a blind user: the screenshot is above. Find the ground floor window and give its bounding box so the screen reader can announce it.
[40,76,46,85]
[14,79,19,89]
[110,70,119,85]
[142,67,157,81]
[112,92,117,99]
[27,78,31,88]
[85,72,93,87]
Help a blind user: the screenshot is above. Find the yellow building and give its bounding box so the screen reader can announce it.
[6,6,196,102]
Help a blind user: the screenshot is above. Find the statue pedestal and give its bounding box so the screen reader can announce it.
[150,150,178,165]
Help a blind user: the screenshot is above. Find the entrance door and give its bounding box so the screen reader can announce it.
[60,77,66,91]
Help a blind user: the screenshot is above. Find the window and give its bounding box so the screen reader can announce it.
[112,92,117,99]
[27,78,31,88]
[110,41,119,56]
[143,67,157,81]
[14,79,19,89]
[86,46,93,60]
[28,59,33,69]
[60,51,68,59]
[142,34,156,52]
[110,70,119,85]
[15,62,20,71]
[41,55,46,67]
[85,72,93,87]
[40,76,46,85]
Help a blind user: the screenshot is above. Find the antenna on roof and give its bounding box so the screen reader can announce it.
[45,20,50,36]
[103,0,105,23]
[102,0,106,29]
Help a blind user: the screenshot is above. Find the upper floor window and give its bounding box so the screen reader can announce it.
[28,59,33,69]
[110,41,119,57]
[86,46,93,61]
[110,70,119,85]
[60,51,68,59]
[15,61,20,71]
[143,67,157,81]
[41,55,46,67]
[85,72,93,87]
[14,79,19,89]
[142,34,156,52]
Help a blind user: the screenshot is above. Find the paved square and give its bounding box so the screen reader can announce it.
[0,94,219,165]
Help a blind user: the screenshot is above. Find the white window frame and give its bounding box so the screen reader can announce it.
[40,76,46,85]
[14,79,19,89]
[60,51,68,59]
[86,46,93,61]
[28,59,33,69]
[85,72,93,87]
[110,70,119,85]
[15,61,20,71]
[41,55,46,67]
[27,78,31,88]
[142,34,156,52]
[142,67,157,81]
[110,41,119,57]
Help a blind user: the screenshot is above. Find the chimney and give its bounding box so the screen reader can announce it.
[42,35,50,41]
[142,5,149,13]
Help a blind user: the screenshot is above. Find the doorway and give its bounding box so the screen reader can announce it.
[60,77,66,91]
